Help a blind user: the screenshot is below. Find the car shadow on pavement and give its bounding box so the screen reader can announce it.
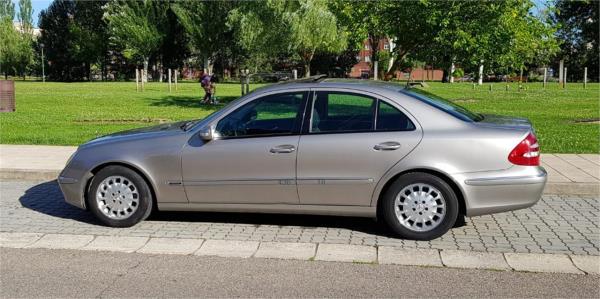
[18,181,395,236]
[18,180,102,225]
[149,211,392,237]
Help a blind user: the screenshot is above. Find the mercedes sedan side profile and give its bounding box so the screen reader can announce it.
[58,78,547,240]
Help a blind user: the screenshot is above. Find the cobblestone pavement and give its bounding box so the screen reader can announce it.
[1,180,598,256]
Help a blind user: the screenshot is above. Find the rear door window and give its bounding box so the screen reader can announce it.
[310,91,376,133]
[376,101,415,131]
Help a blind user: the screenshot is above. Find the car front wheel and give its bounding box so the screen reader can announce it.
[381,172,459,240]
[87,165,153,227]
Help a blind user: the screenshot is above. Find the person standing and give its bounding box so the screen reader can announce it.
[200,74,218,104]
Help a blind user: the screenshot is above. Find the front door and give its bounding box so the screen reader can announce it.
[297,90,422,206]
[181,91,308,204]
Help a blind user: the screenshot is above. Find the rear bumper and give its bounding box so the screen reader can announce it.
[457,166,547,217]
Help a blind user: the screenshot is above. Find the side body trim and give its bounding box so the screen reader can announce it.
[180,177,374,186]
[157,203,377,217]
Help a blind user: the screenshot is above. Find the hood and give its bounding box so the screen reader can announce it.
[82,120,189,147]
[475,114,534,132]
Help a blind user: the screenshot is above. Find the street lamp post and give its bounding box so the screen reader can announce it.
[40,43,45,83]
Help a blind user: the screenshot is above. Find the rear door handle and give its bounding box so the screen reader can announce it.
[374,141,401,151]
[270,144,296,154]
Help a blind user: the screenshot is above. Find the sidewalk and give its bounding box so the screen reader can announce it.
[0,144,599,195]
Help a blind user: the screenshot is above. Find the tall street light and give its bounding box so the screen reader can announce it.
[40,43,45,83]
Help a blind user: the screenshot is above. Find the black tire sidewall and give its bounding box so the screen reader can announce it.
[382,172,459,240]
[87,166,153,227]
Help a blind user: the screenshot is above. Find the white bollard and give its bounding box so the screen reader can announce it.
[135,69,139,92]
[558,60,564,84]
[168,69,172,92]
[584,67,587,89]
[293,69,298,80]
[543,68,547,89]
[478,63,484,85]
[174,70,178,91]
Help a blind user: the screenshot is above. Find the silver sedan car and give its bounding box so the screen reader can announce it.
[58,78,547,240]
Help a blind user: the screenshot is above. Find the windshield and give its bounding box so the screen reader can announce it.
[400,89,483,122]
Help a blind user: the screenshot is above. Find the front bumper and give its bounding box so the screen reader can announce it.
[58,171,92,210]
[457,166,547,217]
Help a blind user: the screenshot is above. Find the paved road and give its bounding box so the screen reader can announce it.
[1,180,598,255]
[1,247,598,298]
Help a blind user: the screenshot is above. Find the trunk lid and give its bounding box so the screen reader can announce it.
[475,114,534,132]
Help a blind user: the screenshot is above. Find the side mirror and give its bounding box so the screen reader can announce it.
[199,126,215,141]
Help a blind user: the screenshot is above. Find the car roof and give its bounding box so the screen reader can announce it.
[253,77,407,95]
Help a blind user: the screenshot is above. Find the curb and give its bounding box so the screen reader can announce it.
[0,169,60,181]
[1,232,598,275]
[1,168,598,196]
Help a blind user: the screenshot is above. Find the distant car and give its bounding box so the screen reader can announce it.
[58,78,546,240]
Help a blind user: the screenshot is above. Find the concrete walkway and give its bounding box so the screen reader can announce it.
[1,144,598,194]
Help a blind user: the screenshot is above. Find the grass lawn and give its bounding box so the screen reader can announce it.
[0,80,598,153]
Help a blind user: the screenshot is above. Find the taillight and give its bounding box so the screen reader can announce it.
[508,133,540,166]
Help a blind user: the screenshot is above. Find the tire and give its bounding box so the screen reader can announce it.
[381,172,459,240]
[87,165,153,227]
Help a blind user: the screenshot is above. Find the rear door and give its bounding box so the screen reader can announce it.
[297,89,422,206]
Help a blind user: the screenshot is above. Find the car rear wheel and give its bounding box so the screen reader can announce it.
[87,165,153,227]
[381,172,458,240]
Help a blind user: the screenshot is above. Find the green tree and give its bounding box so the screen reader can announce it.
[288,0,347,77]
[553,0,598,81]
[0,0,35,79]
[172,0,236,75]
[16,0,34,78]
[104,0,167,81]
[38,0,84,81]
[0,0,18,78]
[230,0,346,77]
[70,0,109,80]
[380,0,557,81]
[330,0,389,75]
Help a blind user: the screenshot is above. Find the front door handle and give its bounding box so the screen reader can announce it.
[374,141,401,151]
[270,144,296,154]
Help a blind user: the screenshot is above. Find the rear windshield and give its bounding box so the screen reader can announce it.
[400,89,483,122]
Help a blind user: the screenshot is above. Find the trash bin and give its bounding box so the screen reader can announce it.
[0,80,15,112]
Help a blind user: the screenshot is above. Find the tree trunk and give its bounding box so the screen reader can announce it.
[302,50,314,78]
[370,35,381,77]
[449,63,455,83]
[304,62,310,78]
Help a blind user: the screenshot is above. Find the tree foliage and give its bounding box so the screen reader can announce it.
[104,0,167,72]
[553,0,599,81]
[230,0,346,77]
[172,0,236,74]
[0,0,34,78]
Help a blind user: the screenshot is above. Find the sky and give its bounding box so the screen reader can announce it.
[12,0,52,27]
[16,0,551,28]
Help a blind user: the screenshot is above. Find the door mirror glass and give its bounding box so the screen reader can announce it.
[199,126,215,141]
